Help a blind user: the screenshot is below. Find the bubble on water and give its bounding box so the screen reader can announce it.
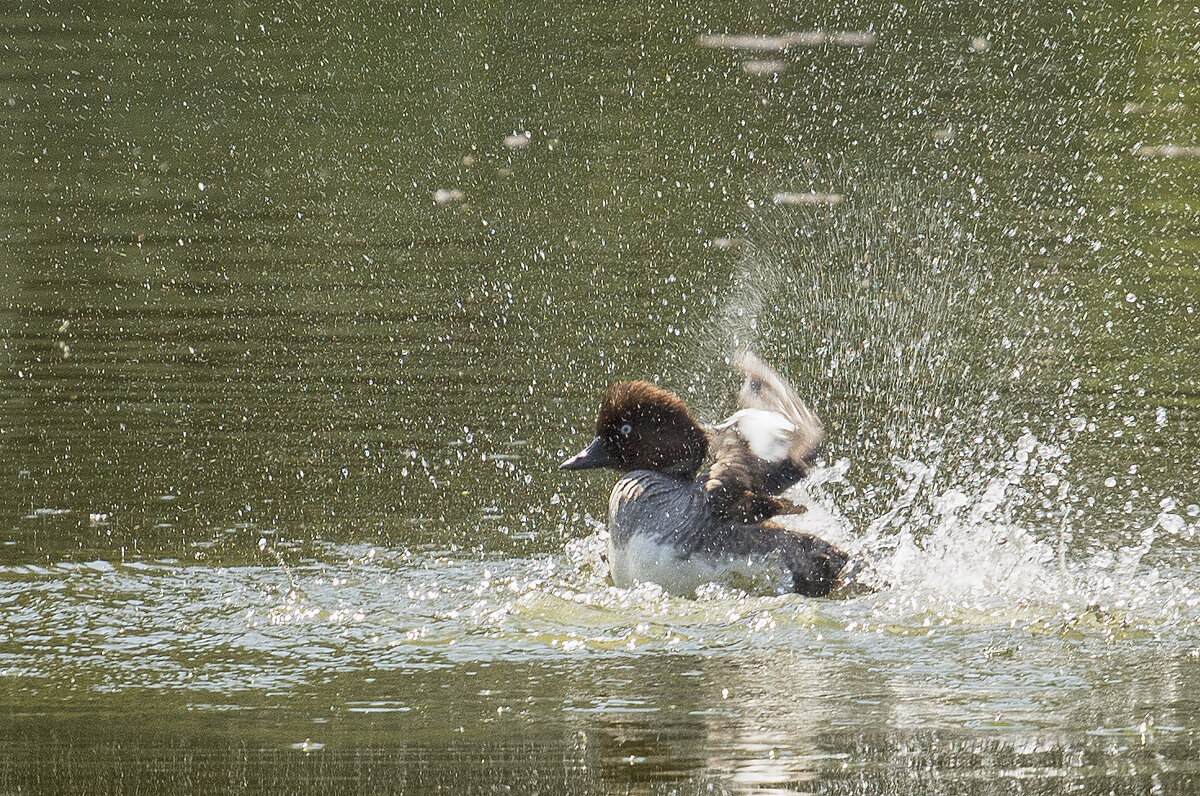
[503,131,531,150]
[772,191,843,206]
[291,740,324,753]
[742,60,788,76]
[433,188,465,205]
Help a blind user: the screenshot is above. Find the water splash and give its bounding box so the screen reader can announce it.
[684,174,1034,530]
[670,173,1200,640]
[792,435,1200,640]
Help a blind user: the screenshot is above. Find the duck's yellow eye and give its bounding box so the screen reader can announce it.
[619,423,633,435]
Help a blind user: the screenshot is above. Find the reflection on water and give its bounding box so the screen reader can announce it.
[2,504,1199,791]
[3,0,1200,792]
[1,641,1197,793]
[2,721,1192,794]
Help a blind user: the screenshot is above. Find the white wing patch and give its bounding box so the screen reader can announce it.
[726,408,796,463]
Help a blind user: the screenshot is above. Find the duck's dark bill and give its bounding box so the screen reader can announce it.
[560,436,614,470]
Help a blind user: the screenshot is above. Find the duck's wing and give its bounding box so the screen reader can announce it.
[704,351,824,523]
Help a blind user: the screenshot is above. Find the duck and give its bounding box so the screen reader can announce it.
[561,351,853,597]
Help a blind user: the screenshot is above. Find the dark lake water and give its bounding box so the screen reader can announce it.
[3,1,1200,792]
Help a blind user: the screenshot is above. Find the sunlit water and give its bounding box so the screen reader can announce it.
[4,0,1200,793]
[7,462,1200,690]
[5,446,1200,791]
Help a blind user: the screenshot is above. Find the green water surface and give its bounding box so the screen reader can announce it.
[2,1,1200,793]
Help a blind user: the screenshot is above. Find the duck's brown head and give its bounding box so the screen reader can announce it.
[561,381,709,477]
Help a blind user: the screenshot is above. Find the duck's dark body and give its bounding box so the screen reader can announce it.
[607,470,848,596]
[563,351,853,597]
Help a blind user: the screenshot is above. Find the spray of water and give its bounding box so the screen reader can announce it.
[671,172,1200,627]
[688,175,1013,521]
